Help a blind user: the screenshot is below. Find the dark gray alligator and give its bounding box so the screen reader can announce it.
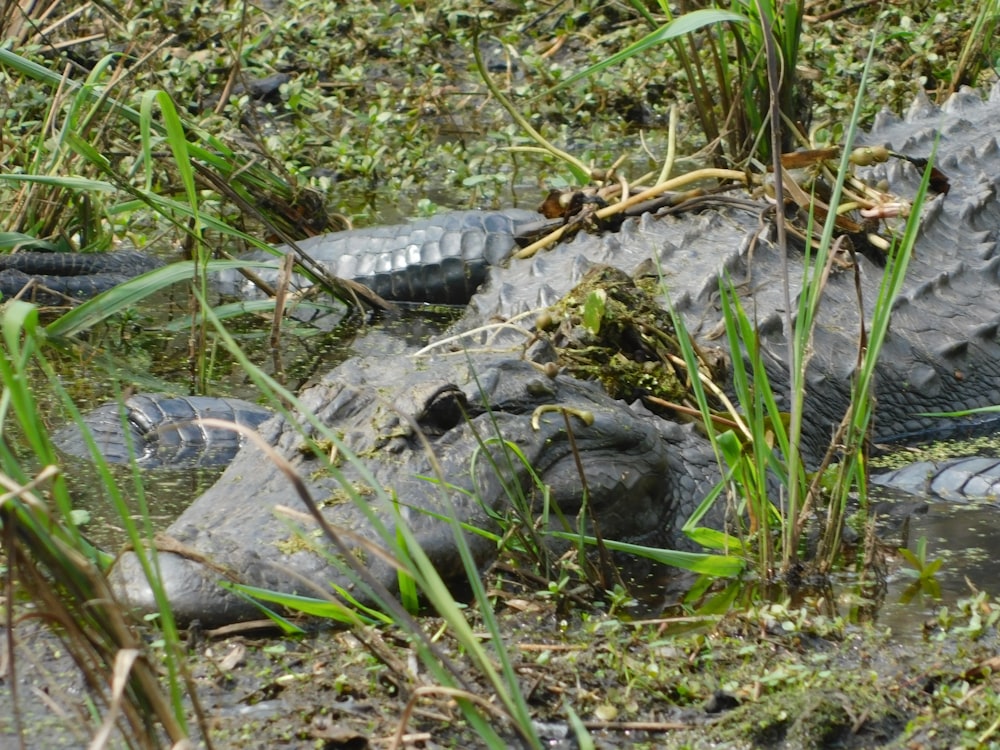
[215,208,544,305]
[1,209,543,305]
[108,351,722,625]
[58,83,1000,626]
[53,395,273,468]
[873,456,1000,501]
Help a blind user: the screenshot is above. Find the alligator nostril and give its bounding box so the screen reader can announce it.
[416,384,469,435]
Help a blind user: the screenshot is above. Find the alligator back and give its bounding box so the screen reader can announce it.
[455,83,1000,463]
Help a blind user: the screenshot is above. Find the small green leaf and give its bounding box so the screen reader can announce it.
[2,300,40,354]
[922,558,944,577]
[922,405,1000,418]
[896,552,921,578]
[0,232,59,251]
[583,289,606,335]
[223,582,375,627]
[717,429,745,469]
[685,526,746,553]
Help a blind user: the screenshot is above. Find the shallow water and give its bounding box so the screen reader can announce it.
[878,496,1000,637]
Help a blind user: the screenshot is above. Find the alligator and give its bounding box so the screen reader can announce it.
[49,82,1000,626]
[215,207,544,305]
[0,209,543,305]
[53,395,274,468]
[873,455,1000,501]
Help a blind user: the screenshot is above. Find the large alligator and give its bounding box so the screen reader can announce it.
[52,83,1000,626]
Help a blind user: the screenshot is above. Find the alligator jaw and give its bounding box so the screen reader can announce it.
[111,549,263,628]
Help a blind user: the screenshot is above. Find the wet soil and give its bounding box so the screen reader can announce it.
[5,562,1000,749]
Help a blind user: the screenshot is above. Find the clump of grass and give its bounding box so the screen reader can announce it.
[543,1,803,164]
[1,300,203,748]
[659,38,936,581]
[478,1,947,589]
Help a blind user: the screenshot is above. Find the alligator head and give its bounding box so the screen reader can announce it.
[109,348,692,626]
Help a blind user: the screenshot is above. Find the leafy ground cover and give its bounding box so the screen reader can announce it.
[7,585,1000,748]
[3,0,993,229]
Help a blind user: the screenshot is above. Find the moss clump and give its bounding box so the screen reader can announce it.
[275,529,323,556]
[537,265,726,406]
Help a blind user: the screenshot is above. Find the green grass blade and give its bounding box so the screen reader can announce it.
[222,583,377,627]
[0,232,61,250]
[43,260,272,339]
[544,9,748,96]
[0,174,117,192]
[546,532,745,576]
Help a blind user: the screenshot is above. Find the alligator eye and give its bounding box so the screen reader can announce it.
[416,385,469,435]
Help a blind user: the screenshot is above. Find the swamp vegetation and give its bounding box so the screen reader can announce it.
[3,0,1000,747]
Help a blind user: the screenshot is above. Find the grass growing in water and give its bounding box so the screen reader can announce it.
[486,7,943,582]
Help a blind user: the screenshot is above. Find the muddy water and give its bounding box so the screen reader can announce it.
[878,496,1000,637]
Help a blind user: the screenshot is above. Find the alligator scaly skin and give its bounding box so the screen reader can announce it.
[53,395,272,468]
[0,250,163,301]
[873,456,1000,501]
[2,209,543,304]
[108,354,699,625]
[451,83,1000,464]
